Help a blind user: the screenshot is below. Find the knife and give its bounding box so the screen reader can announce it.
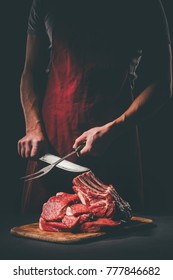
[39,153,90,173]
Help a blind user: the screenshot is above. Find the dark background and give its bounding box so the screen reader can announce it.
[1,0,173,216]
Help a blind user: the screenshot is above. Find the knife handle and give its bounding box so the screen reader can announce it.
[75,143,85,153]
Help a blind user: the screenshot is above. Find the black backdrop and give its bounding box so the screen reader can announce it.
[1,0,173,216]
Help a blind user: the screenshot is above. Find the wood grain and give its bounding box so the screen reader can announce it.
[10,216,153,244]
[10,223,106,244]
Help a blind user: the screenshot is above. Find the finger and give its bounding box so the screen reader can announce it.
[20,142,25,158]
[30,142,39,158]
[73,134,86,149]
[79,139,92,155]
[17,141,21,155]
[25,141,32,158]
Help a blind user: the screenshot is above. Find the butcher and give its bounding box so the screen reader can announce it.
[18,0,172,213]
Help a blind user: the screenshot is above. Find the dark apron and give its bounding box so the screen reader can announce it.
[22,10,144,214]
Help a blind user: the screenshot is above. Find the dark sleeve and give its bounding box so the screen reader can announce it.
[27,0,45,35]
[136,0,171,87]
[143,0,170,46]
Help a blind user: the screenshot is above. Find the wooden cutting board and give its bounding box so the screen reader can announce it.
[10,216,153,244]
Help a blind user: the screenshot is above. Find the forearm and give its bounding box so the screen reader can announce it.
[108,80,172,135]
[18,34,48,158]
[20,71,44,133]
[18,72,47,158]
[73,80,172,155]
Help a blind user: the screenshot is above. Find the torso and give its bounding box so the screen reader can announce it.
[41,0,142,153]
[25,1,148,212]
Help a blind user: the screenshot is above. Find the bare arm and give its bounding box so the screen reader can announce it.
[18,34,47,158]
[73,44,172,155]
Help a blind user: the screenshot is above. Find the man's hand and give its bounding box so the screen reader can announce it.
[73,124,114,157]
[18,130,47,159]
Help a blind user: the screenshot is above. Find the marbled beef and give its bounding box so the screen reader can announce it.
[39,171,132,233]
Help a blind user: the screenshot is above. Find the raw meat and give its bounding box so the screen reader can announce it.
[66,204,91,216]
[39,217,70,232]
[41,193,79,221]
[62,215,80,229]
[81,218,121,233]
[39,171,132,233]
[73,171,131,220]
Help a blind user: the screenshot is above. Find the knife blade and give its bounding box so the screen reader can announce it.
[39,153,90,173]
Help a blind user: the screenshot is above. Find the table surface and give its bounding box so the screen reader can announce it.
[1,214,173,260]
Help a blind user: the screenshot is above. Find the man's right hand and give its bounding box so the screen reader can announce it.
[18,130,47,159]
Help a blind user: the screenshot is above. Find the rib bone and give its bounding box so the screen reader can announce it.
[76,171,132,220]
